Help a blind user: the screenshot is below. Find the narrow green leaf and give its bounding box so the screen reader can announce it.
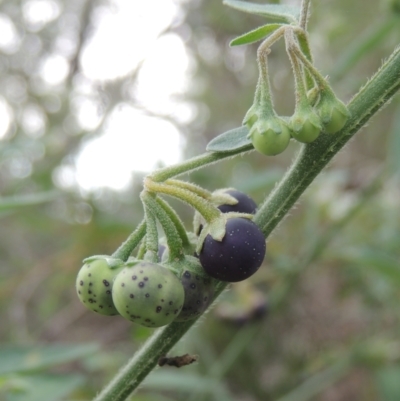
[224,0,300,23]
[206,126,253,153]
[0,344,99,375]
[230,23,283,46]
[0,191,60,212]
[5,374,84,401]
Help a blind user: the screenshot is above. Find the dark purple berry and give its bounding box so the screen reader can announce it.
[217,189,257,214]
[199,218,266,282]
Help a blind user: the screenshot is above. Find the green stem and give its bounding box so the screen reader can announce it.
[156,197,192,251]
[145,179,221,223]
[150,150,247,183]
[141,191,184,263]
[299,0,311,30]
[165,179,212,199]
[285,29,309,110]
[94,282,228,401]
[142,197,159,263]
[112,220,146,261]
[255,46,400,236]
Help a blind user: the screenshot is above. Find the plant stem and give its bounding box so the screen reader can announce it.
[141,195,159,263]
[141,191,184,262]
[299,0,311,30]
[150,149,250,183]
[145,179,221,223]
[112,220,146,261]
[165,179,212,199]
[94,281,228,401]
[156,196,191,250]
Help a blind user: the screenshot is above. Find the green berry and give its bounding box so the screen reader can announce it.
[248,117,291,155]
[316,93,350,134]
[76,257,124,316]
[290,107,322,143]
[112,262,185,328]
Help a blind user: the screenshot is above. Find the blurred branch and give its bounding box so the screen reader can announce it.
[69,0,96,81]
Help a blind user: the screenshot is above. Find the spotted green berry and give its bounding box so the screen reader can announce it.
[112,262,185,328]
[76,256,124,316]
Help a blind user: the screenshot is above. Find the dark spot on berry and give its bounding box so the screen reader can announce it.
[169,301,173,305]
[140,270,143,273]
[161,299,164,302]
[88,273,92,277]
[145,293,150,298]
[99,305,103,308]
[89,282,93,286]
[121,283,125,287]
[174,309,178,314]
[130,294,134,298]
[158,284,162,288]
[78,290,81,294]
[144,277,148,281]
[156,306,162,313]
[88,290,92,294]
[103,279,110,286]
[132,275,137,280]
[145,318,150,322]
[94,309,98,312]
[139,282,145,288]
[88,298,94,303]
[190,283,196,290]
[106,290,111,295]
[184,271,191,279]
[79,280,83,286]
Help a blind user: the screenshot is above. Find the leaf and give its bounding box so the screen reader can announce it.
[206,126,253,153]
[0,191,60,213]
[0,344,99,375]
[224,0,300,23]
[4,374,84,401]
[230,23,283,46]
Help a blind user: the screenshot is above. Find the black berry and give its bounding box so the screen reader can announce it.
[199,218,266,282]
[217,189,257,214]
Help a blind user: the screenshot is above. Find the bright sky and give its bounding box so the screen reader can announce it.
[0,0,192,191]
[75,0,191,190]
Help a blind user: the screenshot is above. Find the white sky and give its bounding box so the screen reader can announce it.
[75,0,190,190]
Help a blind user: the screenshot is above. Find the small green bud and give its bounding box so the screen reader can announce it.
[316,93,350,134]
[248,117,291,155]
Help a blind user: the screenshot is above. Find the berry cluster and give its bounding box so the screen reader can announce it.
[76,187,267,328]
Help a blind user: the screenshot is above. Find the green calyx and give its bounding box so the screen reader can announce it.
[195,212,254,254]
[82,255,125,270]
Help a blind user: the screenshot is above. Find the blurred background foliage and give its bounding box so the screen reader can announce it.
[1,0,400,400]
